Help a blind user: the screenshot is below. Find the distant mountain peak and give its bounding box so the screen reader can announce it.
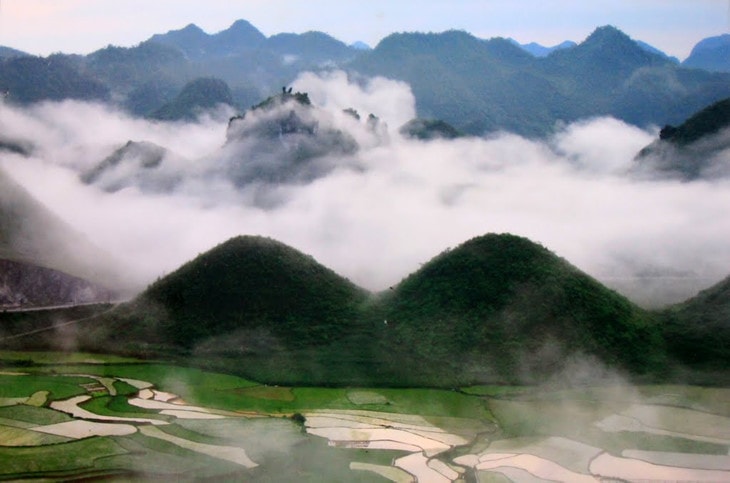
[584,25,634,46]
[181,23,204,33]
[510,39,576,57]
[683,34,730,73]
[350,41,371,50]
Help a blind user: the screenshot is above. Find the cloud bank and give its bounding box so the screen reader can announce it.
[1,71,729,307]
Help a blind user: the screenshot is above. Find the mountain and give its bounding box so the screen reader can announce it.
[683,34,730,72]
[148,23,212,59]
[80,236,379,384]
[350,41,371,51]
[0,259,113,308]
[81,140,185,193]
[634,97,730,179]
[0,54,109,104]
[0,46,28,59]
[221,89,359,191]
[150,77,235,121]
[399,118,464,140]
[350,25,730,137]
[4,21,726,138]
[149,21,267,59]
[635,40,679,64]
[661,275,730,371]
[0,167,127,296]
[374,234,665,384]
[512,39,576,57]
[85,41,188,100]
[76,233,673,386]
[210,19,267,53]
[266,31,355,63]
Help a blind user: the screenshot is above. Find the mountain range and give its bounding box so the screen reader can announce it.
[1,21,730,136]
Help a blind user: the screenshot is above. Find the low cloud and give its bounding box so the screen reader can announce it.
[1,71,729,307]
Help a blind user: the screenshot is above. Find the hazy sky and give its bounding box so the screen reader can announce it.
[0,0,725,60]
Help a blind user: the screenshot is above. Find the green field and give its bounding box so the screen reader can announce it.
[0,352,726,482]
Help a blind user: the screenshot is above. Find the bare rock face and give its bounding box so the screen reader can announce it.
[0,259,114,309]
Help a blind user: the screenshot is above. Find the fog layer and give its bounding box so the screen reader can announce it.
[1,71,729,307]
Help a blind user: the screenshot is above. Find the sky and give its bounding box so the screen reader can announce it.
[0,0,726,60]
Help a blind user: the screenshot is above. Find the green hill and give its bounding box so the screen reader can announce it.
[79,233,675,386]
[81,236,382,384]
[373,234,666,384]
[660,275,730,371]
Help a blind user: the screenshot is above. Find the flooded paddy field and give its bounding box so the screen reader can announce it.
[0,351,728,482]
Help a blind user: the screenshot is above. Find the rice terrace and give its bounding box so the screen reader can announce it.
[0,351,727,481]
[3,2,730,482]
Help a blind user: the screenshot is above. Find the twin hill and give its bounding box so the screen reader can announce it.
[75,233,675,386]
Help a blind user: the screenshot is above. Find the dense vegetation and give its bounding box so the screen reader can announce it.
[374,234,666,383]
[634,96,730,179]
[0,55,109,104]
[399,118,464,140]
[350,26,730,136]
[657,97,730,146]
[150,77,235,121]
[660,275,730,371]
[98,236,369,349]
[68,233,682,387]
[3,22,730,138]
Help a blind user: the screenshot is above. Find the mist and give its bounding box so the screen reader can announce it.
[1,71,729,307]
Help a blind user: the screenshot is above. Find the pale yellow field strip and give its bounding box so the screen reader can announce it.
[25,390,48,407]
[307,427,452,455]
[0,416,35,429]
[452,454,480,467]
[0,397,26,407]
[361,440,423,452]
[622,404,730,440]
[151,390,178,402]
[72,374,118,395]
[159,409,227,420]
[138,388,154,399]
[119,378,154,389]
[622,450,730,470]
[349,462,414,483]
[33,420,137,438]
[139,425,258,468]
[306,409,433,426]
[0,424,58,446]
[304,412,452,433]
[472,453,597,483]
[128,397,240,417]
[303,415,381,429]
[51,395,168,425]
[479,466,553,483]
[0,371,28,375]
[487,436,602,473]
[595,414,730,445]
[591,453,730,482]
[395,452,453,483]
[128,397,214,413]
[427,457,461,480]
